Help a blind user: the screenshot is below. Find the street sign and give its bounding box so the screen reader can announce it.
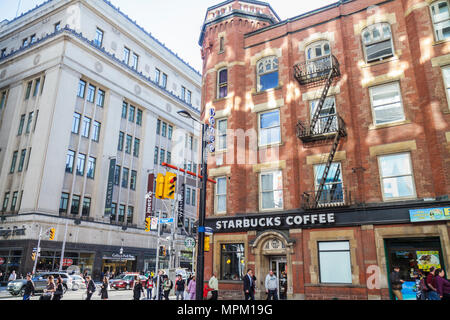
[184,237,196,248]
[151,217,158,230]
[62,258,73,267]
[159,218,174,224]
[205,227,214,234]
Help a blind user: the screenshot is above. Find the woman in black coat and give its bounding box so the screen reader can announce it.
[133,276,144,300]
[100,276,109,300]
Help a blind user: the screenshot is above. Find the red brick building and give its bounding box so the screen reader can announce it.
[198,0,450,300]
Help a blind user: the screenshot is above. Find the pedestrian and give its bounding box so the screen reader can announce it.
[390,266,404,300]
[145,276,153,300]
[413,270,425,300]
[425,267,440,300]
[187,275,196,300]
[8,270,16,281]
[265,270,279,300]
[133,276,144,300]
[100,276,109,300]
[435,268,450,300]
[85,275,96,300]
[153,270,164,300]
[187,274,193,286]
[162,275,173,300]
[175,274,185,300]
[53,276,64,300]
[40,275,55,300]
[208,272,218,300]
[23,274,35,301]
[243,269,255,300]
[279,271,287,300]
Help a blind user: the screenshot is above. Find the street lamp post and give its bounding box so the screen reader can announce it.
[177,110,208,301]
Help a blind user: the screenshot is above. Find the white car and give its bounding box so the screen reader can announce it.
[69,274,86,291]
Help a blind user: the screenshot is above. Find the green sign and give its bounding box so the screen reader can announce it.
[409,207,450,223]
[184,237,195,248]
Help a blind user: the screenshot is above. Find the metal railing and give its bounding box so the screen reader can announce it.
[301,187,352,210]
[296,114,346,142]
[294,54,340,85]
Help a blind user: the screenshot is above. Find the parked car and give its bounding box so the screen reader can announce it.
[7,272,73,296]
[110,274,147,290]
[69,274,86,291]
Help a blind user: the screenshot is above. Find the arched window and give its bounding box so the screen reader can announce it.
[305,40,331,61]
[430,1,450,41]
[257,56,279,92]
[361,23,394,63]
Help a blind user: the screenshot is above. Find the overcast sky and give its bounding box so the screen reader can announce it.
[0,0,337,72]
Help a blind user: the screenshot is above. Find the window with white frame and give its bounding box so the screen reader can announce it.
[313,162,344,205]
[216,119,227,151]
[310,96,337,134]
[378,153,416,200]
[258,109,280,146]
[305,40,331,77]
[76,153,86,176]
[369,82,405,125]
[131,53,139,70]
[430,1,450,41]
[441,66,450,109]
[217,68,228,99]
[94,28,104,47]
[87,156,96,179]
[72,113,81,134]
[257,56,279,92]
[92,121,101,142]
[124,47,130,64]
[362,23,394,62]
[318,241,352,284]
[81,116,91,138]
[259,171,283,210]
[215,177,227,213]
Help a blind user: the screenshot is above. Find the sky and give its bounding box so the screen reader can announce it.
[0,0,337,72]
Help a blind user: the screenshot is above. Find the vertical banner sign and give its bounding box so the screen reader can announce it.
[178,183,185,228]
[146,173,155,218]
[104,158,116,217]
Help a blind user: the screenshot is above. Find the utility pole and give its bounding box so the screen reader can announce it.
[58,220,69,271]
[154,210,162,300]
[32,225,42,275]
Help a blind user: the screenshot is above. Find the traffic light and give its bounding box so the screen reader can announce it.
[155,173,165,199]
[163,172,177,199]
[49,228,55,240]
[31,252,36,261]
[145,217,151,232]
[159,245,166,256]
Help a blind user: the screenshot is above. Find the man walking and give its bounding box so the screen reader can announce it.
[8,270,16,282]
[243,269,255,300]
[23,274,35,300]
[175,274,185,300]
[265,270,279,300]
[390,266,404,300]
[208,272,219,300]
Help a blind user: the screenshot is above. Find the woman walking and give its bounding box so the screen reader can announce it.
[52,276,64,300]
[187,275,196,300]
[100,276,109,300]
[40,275,55,300]
[133,276,144,300]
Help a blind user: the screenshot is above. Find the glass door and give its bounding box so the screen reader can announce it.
[270,256,287,299]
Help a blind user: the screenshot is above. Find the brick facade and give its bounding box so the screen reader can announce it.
[199,0,450,300]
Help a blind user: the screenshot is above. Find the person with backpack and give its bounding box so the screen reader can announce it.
[162,275,173,300]
[85,275,96,300]
[175,274,185,300]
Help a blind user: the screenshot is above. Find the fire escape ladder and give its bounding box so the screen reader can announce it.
[309,65,336,134]
[328,163,341,202]
[314,131,342,207]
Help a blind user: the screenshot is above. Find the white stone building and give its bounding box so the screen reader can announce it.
[0,0,202,280]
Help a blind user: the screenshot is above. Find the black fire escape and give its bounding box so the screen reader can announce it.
[294,55,350,209]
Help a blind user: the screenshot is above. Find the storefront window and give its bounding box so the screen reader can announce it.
[220,243,245,280]
[318,241,352,284]
[0,249,23,282]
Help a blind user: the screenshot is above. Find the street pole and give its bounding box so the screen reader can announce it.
[59,220,69,271]
[154,210,162,300]
[32,226,42,275]
[195,123,208,300]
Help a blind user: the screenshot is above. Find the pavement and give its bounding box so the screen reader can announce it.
[0,285,178,300]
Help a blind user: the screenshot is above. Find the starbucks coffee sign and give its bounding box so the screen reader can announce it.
[206,212,336,233]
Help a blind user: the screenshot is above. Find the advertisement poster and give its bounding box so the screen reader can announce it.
[416,251,441,272]
[409,207,450,223]
[401,281,417,300]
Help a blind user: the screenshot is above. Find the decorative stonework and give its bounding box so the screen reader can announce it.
[95,61,103,73]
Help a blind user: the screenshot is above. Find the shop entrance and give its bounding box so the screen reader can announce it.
[385,237,445,300]
[269,256,287,299]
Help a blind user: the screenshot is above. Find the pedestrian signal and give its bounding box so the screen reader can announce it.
[145,217,151,232]
[49,228,55,240]
[155,173,165,199]
[163,172,177,199]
